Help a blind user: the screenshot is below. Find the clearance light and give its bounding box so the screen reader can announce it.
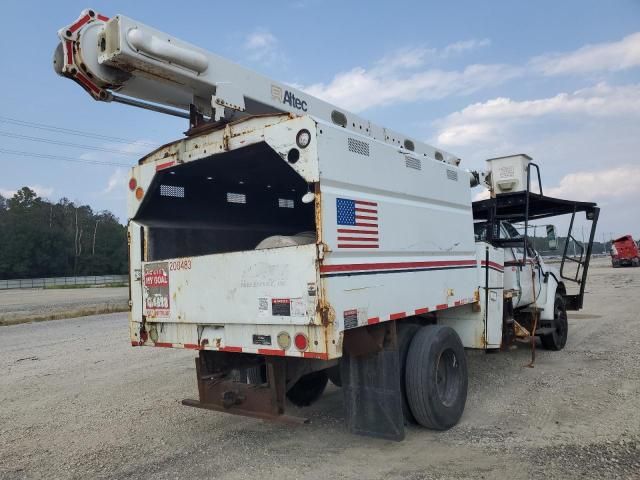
[128,178,137,190]
[294,333,308,351]
[135,187,144,200]
[277,332,291,350]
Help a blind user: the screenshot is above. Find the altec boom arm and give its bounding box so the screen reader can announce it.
[54,9,460,165]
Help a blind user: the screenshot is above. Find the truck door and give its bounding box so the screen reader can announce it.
[501,223,535,308]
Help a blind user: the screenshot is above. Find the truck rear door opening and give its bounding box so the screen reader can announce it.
[133,142,316,261]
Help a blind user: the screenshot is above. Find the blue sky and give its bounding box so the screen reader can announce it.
[1,1,639,239]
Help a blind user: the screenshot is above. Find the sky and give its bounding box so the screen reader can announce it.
[1,0,639,241]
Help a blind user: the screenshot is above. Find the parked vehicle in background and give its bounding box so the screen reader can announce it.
[611,235,640,267]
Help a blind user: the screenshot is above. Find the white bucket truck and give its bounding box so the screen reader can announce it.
[55,10,599,440]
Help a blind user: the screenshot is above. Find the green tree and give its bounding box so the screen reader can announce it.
[0,187,127,279]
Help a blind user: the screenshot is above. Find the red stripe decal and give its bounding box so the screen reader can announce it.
[156,161,175,171]
[131,341,141,346]
[354,222,377,227]
[75,73,101,95]
[97,14,109,21]
[69,14,91,33]
[481,261,504,271]
[436,304,448,310]
[390,312,406,320]
[415,307,429,315]
[258,348,286,356]
[337,244,380,249]
[65,41,73,65]
[367,317,380,324]
[154,342,173,348]
[183,343,201,350]
[320,259,476,273]
[354,200,377,206]
[219,346,242,352]
[355,215,378,221]
[303,352,329,360]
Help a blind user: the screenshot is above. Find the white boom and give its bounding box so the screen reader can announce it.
[53,9,460,165]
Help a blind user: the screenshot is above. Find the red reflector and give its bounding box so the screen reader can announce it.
[128,178,137,190]
[294,333,308,351]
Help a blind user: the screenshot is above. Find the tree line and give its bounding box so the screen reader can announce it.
[0,187,127,279]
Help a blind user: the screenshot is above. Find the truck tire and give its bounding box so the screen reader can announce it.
[397,323,421,423]
[540,294,568,351]
[286,370,328,407]
[327,365,342,387]
[405,325,468,430]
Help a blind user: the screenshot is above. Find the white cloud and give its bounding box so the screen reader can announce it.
[546,165,640,201]
[442,38,491,57]
[245,31,277,51]
[304,61,520,112]
[103,168,127,194]
[531,31,640,76]
[0,185,54,199]
[434,83,640,147]
[78,139,149,162]
[243,29,284,65]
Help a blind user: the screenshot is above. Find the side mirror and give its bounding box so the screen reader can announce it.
[546,225,558,250]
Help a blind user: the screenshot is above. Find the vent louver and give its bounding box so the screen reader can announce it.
[348,137,370,156]
[160,185,185,198]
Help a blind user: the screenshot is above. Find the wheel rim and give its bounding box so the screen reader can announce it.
[435,348,461,407]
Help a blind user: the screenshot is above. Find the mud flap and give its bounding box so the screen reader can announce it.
[340,324,405,441]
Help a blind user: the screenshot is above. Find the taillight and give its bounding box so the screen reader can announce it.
[128,178,137,190]
[135,187,144,200]
[294,333,308,351]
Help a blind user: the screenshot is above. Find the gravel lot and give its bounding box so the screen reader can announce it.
[1,258,638,479]
[0,287,128,325]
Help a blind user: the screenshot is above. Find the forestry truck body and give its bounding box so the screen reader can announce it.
[55,10,600,440]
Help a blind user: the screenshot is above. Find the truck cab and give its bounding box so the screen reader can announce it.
[474,220,559,310]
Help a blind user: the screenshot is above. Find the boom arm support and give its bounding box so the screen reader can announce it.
[54,9,460,165]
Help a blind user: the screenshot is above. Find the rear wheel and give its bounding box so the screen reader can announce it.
[405,325,468,430]
[326,365,342,387]
[397,324,421,423]
[286,370,328,407]
[540,294,568,351]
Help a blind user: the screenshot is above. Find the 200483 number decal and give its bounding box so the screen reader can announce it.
[169,259,192,271]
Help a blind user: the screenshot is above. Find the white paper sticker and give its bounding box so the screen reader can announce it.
[290,297,307,317]
[258,297,270,316]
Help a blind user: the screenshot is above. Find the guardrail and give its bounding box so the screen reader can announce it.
[0,275,129,290]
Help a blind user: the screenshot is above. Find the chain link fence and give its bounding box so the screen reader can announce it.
[0,275,129,290]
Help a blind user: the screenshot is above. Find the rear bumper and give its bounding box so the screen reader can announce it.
[129,319,336,360]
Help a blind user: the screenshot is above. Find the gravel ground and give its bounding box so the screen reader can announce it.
[0,287,128,325]
[0,258,638,479]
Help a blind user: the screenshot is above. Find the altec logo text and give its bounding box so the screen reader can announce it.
[271,85,308,112]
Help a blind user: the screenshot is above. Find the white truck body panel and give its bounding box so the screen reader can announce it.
[126,113,561,358]
[126,114,498,358]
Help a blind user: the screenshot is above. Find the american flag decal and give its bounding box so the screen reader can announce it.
[336,198,379,248]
